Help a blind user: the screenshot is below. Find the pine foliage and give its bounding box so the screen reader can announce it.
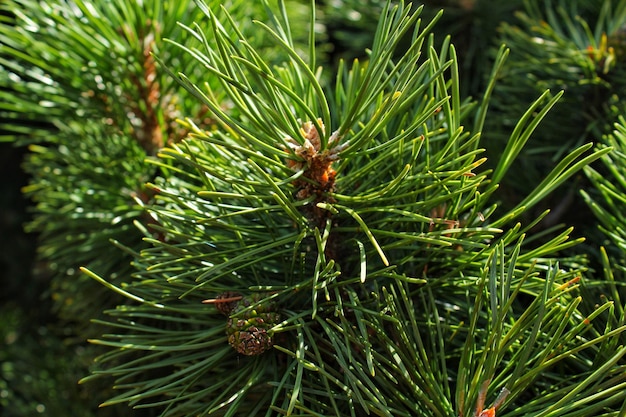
[76,1,626,416]
[3,0,626,416]
[583,118,626,262]
[485,0,626,210]
[0,0,241,324]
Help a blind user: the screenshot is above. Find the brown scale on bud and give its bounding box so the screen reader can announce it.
[201,291,243,316]
[284,119,347,229]
[285,119,346,201]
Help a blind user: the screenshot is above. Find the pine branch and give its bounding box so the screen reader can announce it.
[0,0,251,327]
[78,1,626,416]
[484,0,626,232]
